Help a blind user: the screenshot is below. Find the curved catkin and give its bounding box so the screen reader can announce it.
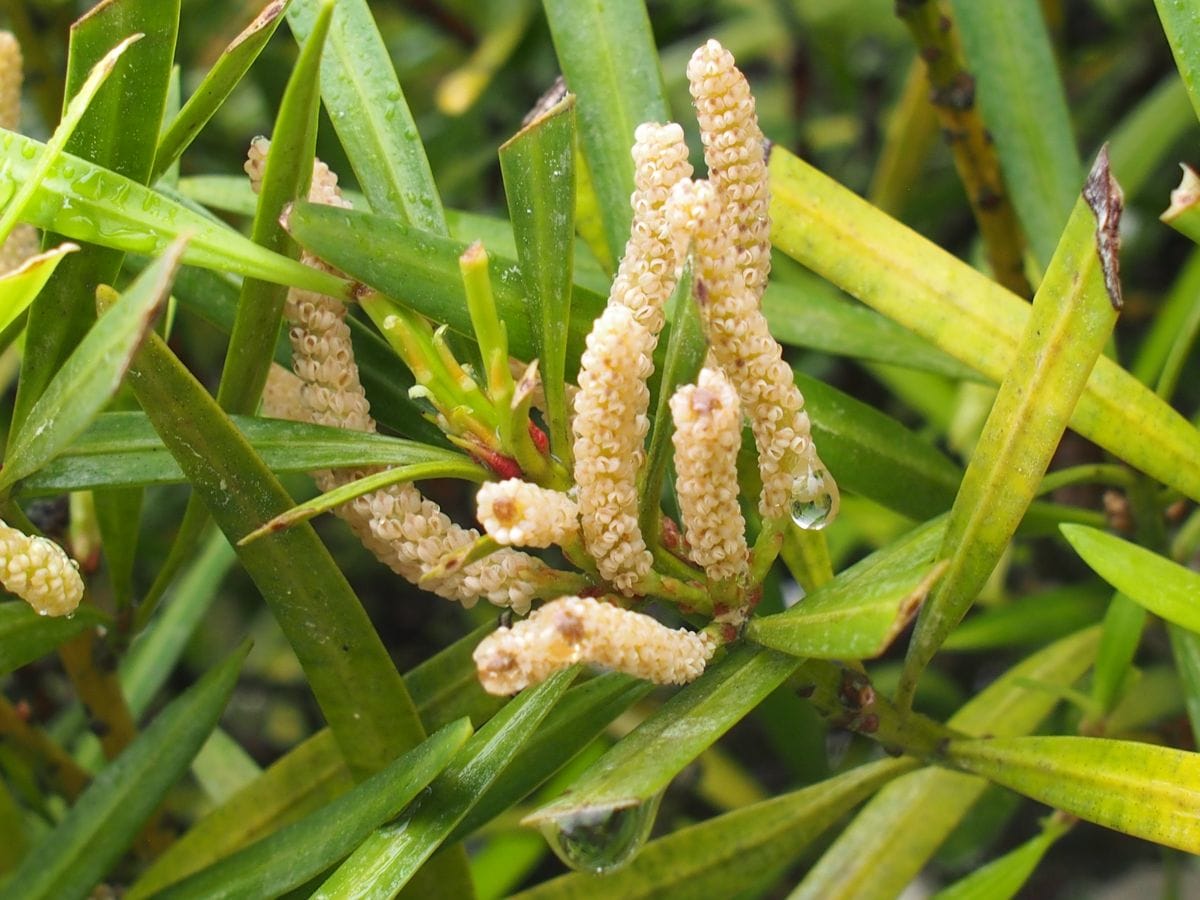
[668,178,838,521]
[473,595,715,695]
[476,479,578,548]
[687,38,771,299]
[609,122,694,335]
[670,367,748,583]
[0,520,83,617]
[572,304,655,594]
[247,140,550,613]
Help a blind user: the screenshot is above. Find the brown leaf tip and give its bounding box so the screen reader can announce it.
[1082,143,1124,311]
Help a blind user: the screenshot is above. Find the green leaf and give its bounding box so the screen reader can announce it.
[639,259,705,546]
[315,667,578,899]
[798,373,962,521]
[149,720,472,900]
[791,627,1100,900]
[0,602,106,676]
[512,758,912,900]
[769,146,1200,507]
[0,243,77,334]
[764,277,978,381]
[17,412,467,495]
[898,150,1123,707]
[542,0,669,264]
[526,646,799,831]
[941,584,1107,651]
[124,307,425,779]
[951,0,1081,267]
[215,0,330,416]
[449,673,651,843]
[152,0,290,180]
[1153,0,1200,122]
[944,736,1200,853]
[0,238,180,491]
[748,517,945,659]
[499,94,577,460]
[287,0,446,231]
[0,131,348,296]
[13,0,179,431]
[931,818,1067,900]
[0,34,140,245]
[238,458,488,546]
[284,199,604,372]
[1061,524,1200,633]
[0,643,248,900]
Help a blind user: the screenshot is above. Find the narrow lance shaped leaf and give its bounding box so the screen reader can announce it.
[499,93,577,461]
[1152,0,1200,122]
[897,148,1124,709]
[942,736,1200,853]
[123,296,426,779]
[0,238,182,491]
[0,33,141,245]
[0,243,77,334]
[748,517,946,660]
[0,642,249,900]
[525,646,799,833]
[152,0,291,180]
[513,758,914,900]
[931,817,1069,900]
[148,720,473,900]
[768,146,1200,506]
[542,0,669,264]
[17,412,474,496]
[0,130,348,296]
[315,667,578,900]
[217,0,331,415]
[287,0,447,231]
[951,0,1081,267]
[1061,523,1200,633]
[0,602,106,676]
[13,0,179,431]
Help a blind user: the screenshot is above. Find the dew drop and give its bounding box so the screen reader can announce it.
[539,794,662,874]
[790,468,835,531]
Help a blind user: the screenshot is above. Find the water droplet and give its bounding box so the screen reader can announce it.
[790,468,835,530]
[539,794,662,874]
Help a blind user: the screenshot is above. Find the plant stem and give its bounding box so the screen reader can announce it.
[896,0,1032,297]
[0,693,90,803]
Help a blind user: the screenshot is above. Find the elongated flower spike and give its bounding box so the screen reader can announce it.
[0,519,84,617]
[248,139,553,613]
[473,595,715,695]
[688,38,772,299]
[671,367,749,583]
[609,122,694,335]
[572,303,655,593]
[668,177,839,524]
[476,478,579,549]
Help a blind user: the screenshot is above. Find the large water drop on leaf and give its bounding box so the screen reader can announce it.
[539,793,663,874]
[790,467,835,530]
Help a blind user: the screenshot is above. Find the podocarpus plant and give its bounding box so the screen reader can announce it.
[2,0,1200,896]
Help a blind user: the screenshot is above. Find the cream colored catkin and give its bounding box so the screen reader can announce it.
[572,304,655,593]
[473,595,715,695]
[248,139,550,613]
[668,178,838,521]
[687,38,771,298]
[670,367,748,583]
[0,520,83,617]
[608,122,694,335]
[475,479,578,549]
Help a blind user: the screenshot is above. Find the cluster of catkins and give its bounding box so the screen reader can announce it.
[259,40,838,696]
